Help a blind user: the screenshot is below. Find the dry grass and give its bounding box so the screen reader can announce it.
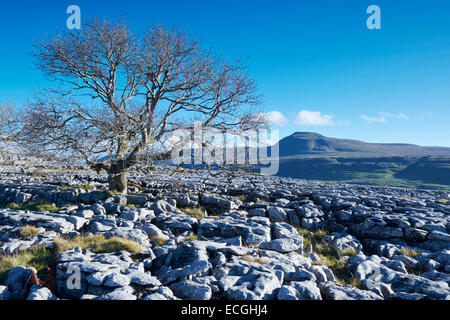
[297,228,360,286]
[240,254,269,265]
[182,208,205,220]
[104,189,118,196]
[340,248,358,257]
[183,235,199,242]
[19,225,40,240]
[31,168,46,177]
[400,247,421,258]
[6,202,60,213]
[150,236,168,247]
[0,235,141,285]
[297,228,328,249]
[53,235,141,254]
[62,184,93,190]
[125,203,142,209]
[0,245,56,284]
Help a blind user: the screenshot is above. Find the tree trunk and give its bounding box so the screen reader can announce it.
[108,164,128,194]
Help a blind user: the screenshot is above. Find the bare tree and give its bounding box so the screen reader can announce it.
[0,103,22,147]
[22,19,264,193]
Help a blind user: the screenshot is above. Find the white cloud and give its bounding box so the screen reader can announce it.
[360,114,387,123]
[264,111,288,126]
[397,114,410,120]
[361,112,410,123]
[294,110,334,126]
[419,112,432,119]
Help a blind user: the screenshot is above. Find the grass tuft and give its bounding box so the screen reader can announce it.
[0,245,56,284]
[150,236,168,247]
[104,189,118,196]
[6,203,22,210]
[6,202,60,213]
[183,235,199,242]
[297,228,329,249]
[53,235,141,254]
[240,254,269,265]
[340,248,358,257]
[33,203,60,213]
[19,225,40,240]
[125,203,142,209]
[62,184,93,190]
[400,247,421,258]
[0,235,141,285]
[182,207,205,220]
[297,228,360,285]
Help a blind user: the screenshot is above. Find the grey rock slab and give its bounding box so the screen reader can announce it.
[198,217,270,246]
[4,266,32,300]
[277,285,300,300]
[259,238,302,253]
[97,289,136,300]
[103,272,131,287]
[387,292,429,300]
[26,285,58,300]
[309,265,335,283]
[225,268,282,300]
[0,285,11,300]
[170,279,212,300]
[73,209,94,219]
[428,230,450,242]
[142,293,168,300]
[142,223,169,240]
[65,216,88,230]
[288,269,316,282]
[86,271,112,286]
[120,210,139,222]
[290,281,322,300]
[319,282,383,300]
[390,274,450,300]
[127,271,161,287]
[267,207,289,223]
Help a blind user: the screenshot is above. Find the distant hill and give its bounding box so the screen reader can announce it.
[266,132,450,190]
[275,132,450,158]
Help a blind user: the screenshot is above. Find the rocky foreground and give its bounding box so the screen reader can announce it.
[0,164,449,300]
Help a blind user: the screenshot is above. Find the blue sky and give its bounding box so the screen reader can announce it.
[0,0,449,146]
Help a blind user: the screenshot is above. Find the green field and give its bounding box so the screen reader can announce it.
[275,156,450,191]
